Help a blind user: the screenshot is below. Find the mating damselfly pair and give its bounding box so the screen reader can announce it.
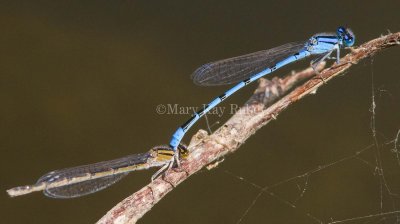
[7,26,355,198]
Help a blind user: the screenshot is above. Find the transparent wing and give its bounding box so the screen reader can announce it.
[192,41,307,86]
[36,152,151,198]
[43,173,129,198]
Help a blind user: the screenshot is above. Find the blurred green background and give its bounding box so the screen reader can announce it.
[1,0,400,223]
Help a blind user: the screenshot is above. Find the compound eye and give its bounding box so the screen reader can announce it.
[337,26,346,35]
[344,37,355,47]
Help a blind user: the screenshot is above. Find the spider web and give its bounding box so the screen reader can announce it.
[219,61,400,224]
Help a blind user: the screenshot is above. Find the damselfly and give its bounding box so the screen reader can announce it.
[7,145,188,198]
[168,26,355,158]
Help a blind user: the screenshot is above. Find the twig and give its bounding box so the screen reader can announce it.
[97,32,400,224]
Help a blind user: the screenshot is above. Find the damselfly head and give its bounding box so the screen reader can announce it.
[337,26,355,47]
[178,144,189,159]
